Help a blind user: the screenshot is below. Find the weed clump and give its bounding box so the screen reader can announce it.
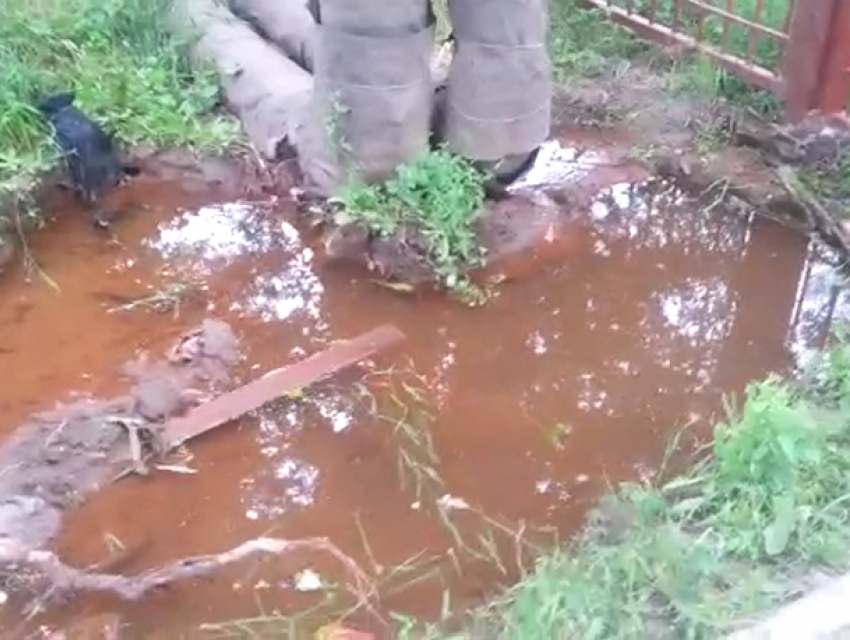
[441,336,850,640]
[339,148,488,294]
[0,0,238,197]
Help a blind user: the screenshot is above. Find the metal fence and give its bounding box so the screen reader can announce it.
[581,0,850,121]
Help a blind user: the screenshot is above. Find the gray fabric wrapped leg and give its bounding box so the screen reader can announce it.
[297,0,433,195]
[445,0,552,164]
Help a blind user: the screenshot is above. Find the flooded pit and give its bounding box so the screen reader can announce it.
[0,151,846,638]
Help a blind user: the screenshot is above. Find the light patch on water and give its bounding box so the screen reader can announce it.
[235,388,366,520]
[317,402,354,433]
[535,478,572,503]
[658,279,734,343]
[293,569,324,592]
[239,450,321,520]
[145,201,295,276]
[787,247,850,366]
[508,140,605,190]
[590,181,655,221]
[527,330,548,354]
[142,201,331,332]
[230,256,325,327]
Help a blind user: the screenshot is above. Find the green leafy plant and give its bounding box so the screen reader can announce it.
[340,148,488,296]
[0,0,238,194]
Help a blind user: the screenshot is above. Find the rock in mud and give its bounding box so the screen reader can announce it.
[323,223,371,263]
[132,376,190,422]
[323,222,434,285]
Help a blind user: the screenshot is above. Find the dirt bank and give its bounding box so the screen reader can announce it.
[0,320,240,602]
[287,73,850,294]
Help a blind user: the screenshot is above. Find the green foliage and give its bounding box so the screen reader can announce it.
[412,331,850,639]
[340,149,488,294]
[548,0,650,80]
[0,0,239,192]
[548,0,785,114]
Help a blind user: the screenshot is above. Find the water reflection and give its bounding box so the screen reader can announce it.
[787,246,850,365]
[146,177,850,545]
[230,260,326,330]
[144,200,294,276]
[509,180,749,443]
[238,386,365,521]
[78,170,850,634]
[509,140,607,190]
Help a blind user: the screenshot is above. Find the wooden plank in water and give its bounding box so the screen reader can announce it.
[163,324,406,447]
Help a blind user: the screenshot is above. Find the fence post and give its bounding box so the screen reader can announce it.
[781,0,837,122]
[813,0,850,117]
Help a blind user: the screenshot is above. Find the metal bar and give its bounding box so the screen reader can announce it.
[584,0,782,92]
[745,0,767,63]
[672,0,683,31]
[694,0,706,43]
[685,0,788,41]
[783,0,795,33]
[721,0,733,51]
[781,0,838,121]
[813,0,850,114]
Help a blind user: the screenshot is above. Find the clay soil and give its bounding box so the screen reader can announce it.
[1,40,848,639]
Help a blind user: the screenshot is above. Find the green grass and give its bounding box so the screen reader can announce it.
[399,334,850,639]
[338,148,488,298]
[547,0,786,114]
[0,0,239,223]
[202,334,850,640]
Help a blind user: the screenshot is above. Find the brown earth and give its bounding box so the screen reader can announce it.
[0,43,848,639]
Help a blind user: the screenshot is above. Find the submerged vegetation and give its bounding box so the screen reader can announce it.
[204,327,850,639]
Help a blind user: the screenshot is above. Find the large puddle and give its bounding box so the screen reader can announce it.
[0,149,846,638]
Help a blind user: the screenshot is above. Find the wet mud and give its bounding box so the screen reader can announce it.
[0,319,239,560]
[308,137,648,289]
[0,126,847,638]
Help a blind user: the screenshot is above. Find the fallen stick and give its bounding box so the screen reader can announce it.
[3,537,376,614]
[164,324,406,448]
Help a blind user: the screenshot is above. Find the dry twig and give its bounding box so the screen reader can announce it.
[0,537,377,617]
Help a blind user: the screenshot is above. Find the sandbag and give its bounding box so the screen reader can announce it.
[171,0,314,161]
[298,1,433,195]
[316,0,430,33]
[445,0,552,161]
[230,0,316,72]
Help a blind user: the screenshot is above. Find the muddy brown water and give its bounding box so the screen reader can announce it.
[0,145,846,638]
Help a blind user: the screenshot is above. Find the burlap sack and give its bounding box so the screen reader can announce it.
[297,2,433,195]
[445,0,552,161]
[315,0,430,33]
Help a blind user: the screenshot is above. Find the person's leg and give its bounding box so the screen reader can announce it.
[444,0,551,180]
[299,0,434,193]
